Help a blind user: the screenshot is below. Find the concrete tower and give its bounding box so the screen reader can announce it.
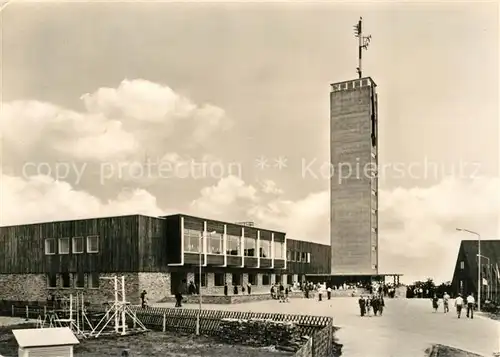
[330,77,379,275]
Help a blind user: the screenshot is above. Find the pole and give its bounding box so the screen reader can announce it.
[196,232,203,336]
[121,276,126,335]
[76,294,79,330]
[114,276,119,333]
[358,17,362,78]
[478,235,481,310]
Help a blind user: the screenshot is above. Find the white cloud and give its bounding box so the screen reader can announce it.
[259,179,284,195]
[1,79,231,165]
[0,174,164,226]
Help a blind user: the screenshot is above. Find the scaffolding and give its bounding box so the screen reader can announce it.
[36,275,147,339]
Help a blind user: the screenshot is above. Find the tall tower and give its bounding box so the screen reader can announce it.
[330,77,379,275]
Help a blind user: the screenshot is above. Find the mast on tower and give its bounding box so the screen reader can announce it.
[353,17,372,78]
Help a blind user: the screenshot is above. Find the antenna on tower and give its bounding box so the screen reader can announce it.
[353,17,372,79]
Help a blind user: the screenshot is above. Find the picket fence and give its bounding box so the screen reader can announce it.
[0,300,335,357]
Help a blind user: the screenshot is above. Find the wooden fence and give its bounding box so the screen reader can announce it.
[0,300,335,357]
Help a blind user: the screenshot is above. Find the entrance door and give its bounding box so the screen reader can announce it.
[171,272,185,295]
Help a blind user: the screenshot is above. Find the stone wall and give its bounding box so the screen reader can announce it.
[138,272,171,304]
[0,274,47,301]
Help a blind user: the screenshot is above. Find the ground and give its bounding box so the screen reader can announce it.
[0,320,292,357]
[155,297,500,357]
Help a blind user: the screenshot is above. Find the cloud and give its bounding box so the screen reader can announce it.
[0,174,164,226]
[259,179,284,195]
[189,175,500,284]
[1,79,231,167]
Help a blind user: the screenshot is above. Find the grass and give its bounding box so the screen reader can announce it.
[0,323,294,357]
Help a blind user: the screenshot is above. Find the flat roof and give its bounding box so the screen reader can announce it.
[306,273,403,277]
[13,327,79,348]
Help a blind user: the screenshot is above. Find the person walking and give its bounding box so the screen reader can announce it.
[466,293,476,319]
[379,295,385,316]
[327,286,332,300]
[443,292,450,313]
[358,295,366,317]
[431,294,439,313]
[455,293,464,318]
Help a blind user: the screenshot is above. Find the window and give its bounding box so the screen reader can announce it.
[274,241,284,259]
[194,273,207,287]
[61,273,71,288]
[262,274,270,285]
[232,273,241,286]
[460,261,464,270]
[208,232,223,254]
[244,237,256,257]
[58,238,70,254]
[88,273,99,288]
[86,236,99,253]
[287,250,292,261]
[214,273,225,286]
[294,251,300,262]
[301,252,307,262]
[73,272,85,288]
[248,273,257,285]
[47,273,57,288]
[72,237,84,254]
[259,240,271,258]
[184,229,202,253]
[226,235,241,256]
[276,274,282,284]
[306,252,311,263]
[45,239,56,255]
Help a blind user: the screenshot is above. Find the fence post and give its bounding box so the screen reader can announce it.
[162,313,166,332]
[25,305,29,320]
[133,311,137,329]
[44,306,47,318]
[11,305,14,317]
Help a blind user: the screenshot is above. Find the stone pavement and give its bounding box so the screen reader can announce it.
[155,297,500,357]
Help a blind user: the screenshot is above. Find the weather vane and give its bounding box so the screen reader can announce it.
[353,17,372,79]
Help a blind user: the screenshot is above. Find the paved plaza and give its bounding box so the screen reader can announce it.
[155,297,500,357]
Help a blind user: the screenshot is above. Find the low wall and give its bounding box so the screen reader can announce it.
[159,291,305,304]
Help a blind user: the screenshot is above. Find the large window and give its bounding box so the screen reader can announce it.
[47,273,57,288]
[58,238,70,254]
[287,250,292,261]
[88,273,99,288]
[259,240,271,258]
[45,239,56,255]
[262,274,270,285]
[214,273,225,286]
[244,238,256,257]
[73,272,85,288]
[194,273,207,287]
[248,273,257,285]
[72,237,84,254]
[208,232,223,254]
[86,236,99,253]
[232,273,241,285]
[184,229,202,253]
[301,252,307,262]
[226,235,241,256]
[274,241,284,259]
[61,273,71,288]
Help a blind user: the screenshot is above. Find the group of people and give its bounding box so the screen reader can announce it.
[270,283,290,302]
[358,294,385,316]
[431,292,477,319]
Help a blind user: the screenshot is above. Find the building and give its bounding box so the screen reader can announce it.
[330,77,379,275]
[451,239,500,300]
[0,214,330,304]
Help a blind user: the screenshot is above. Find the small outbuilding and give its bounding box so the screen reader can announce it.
[12,327,80,357]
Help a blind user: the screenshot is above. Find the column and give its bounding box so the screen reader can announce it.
[203,221,208,266]
[223,224,227,267]
[283,237,287,270]
[271,233,275,269]
[257,230,261,268]
[241,227,245,268]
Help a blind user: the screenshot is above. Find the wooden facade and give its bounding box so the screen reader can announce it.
[286,239,331,275]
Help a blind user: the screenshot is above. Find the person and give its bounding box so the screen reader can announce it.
[247,282,252,295]
[358,295,366,316]
[224,283,228,296]
[379,295,385,316]
[455,293,464,318]
[233,284,238,295]
[372,295,380,316]
[175,280,187,307]
[466,293,475,319]
[431,294,439,312]
[365,296,371,316]
[443,292,450,313]
[140,290,147,309]
[284,285,289,302]
[327,286,332,300]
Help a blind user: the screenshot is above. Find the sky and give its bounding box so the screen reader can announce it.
[1,1,499,284]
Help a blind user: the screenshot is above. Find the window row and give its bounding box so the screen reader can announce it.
[183,229,284,258]
[211,273,274,286]
[45,236,99,255]
[46,272,100,289]
[286,250,311,263]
